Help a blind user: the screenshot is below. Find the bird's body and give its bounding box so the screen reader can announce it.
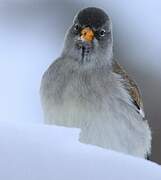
[40,7,151,158]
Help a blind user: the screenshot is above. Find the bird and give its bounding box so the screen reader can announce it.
[40,7,151,158]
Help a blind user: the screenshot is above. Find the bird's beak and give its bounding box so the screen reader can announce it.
[80,27,94,42]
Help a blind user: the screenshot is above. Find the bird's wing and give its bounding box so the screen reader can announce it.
[112,60,145,118]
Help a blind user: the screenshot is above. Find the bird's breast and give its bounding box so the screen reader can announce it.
[41,70,106,127]
[40,68,151,157]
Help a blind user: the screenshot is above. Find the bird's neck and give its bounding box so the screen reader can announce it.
[61,46,113,71]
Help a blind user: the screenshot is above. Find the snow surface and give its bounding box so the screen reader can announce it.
[0,122,161,180]
[0,1,161,179]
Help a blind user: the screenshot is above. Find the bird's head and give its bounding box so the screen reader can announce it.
[62,7,113,68]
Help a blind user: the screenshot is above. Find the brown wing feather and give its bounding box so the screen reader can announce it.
[112,60,144,116]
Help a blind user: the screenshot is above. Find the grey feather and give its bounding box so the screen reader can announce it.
[40,7,151,158]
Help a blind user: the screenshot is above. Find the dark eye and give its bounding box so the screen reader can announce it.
[73,24,80,32]
[99,29,106,37]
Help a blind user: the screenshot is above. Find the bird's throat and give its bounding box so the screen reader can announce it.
[81,46,85,64]
[80,46,91,64]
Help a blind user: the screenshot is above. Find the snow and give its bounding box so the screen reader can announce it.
[0,1,161,179]
[0,122,161,180]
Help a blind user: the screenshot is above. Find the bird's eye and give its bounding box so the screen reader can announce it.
[99,29,106,37]
[74,24,80,32]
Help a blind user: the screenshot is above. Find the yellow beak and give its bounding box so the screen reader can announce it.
[80,27,94,42]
